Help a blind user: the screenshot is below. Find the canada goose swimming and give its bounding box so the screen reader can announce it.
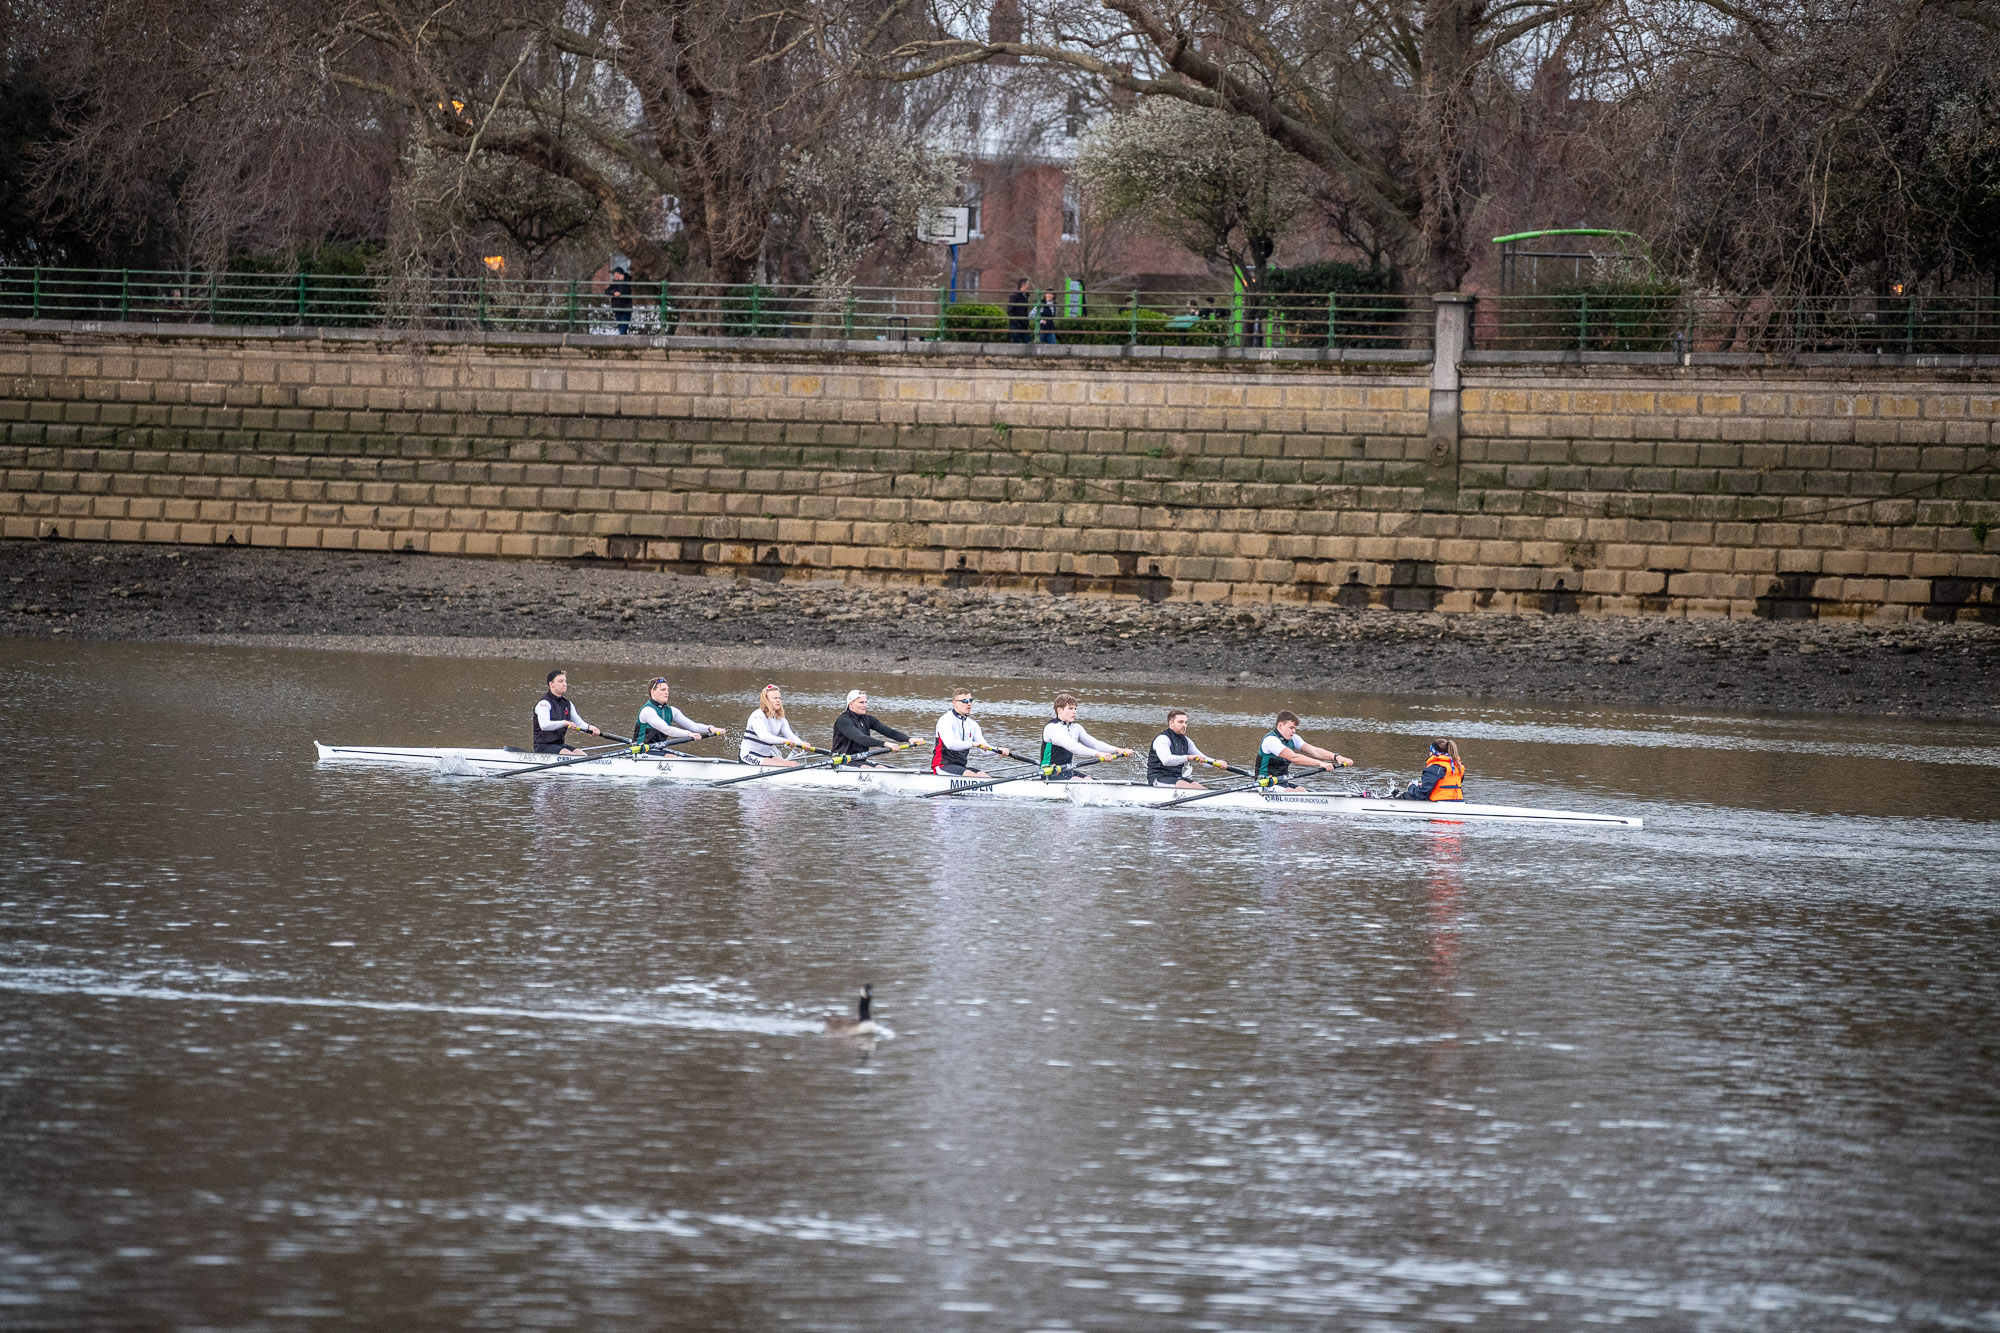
[824,984,877,1036]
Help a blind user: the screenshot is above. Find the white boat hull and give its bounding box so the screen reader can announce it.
[1060,780,1643,826]
[311,743,1070,800]
[312,744,1641,827]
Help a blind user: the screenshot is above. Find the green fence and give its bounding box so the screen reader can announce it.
[0,267,1437,351]
[1479,293,2000,356]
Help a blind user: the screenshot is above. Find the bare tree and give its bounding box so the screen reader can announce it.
[868,0,1813,291]
[1617,0,2000,295]
[23,0,396,270]
[24,0,939,284]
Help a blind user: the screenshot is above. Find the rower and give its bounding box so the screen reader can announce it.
[1147,708,1224,789]
[832,689,910,767]
[634,677,725,750]
[933,689,1011,777]
[534,669,602,755]
[1040,693,1130,780]
[1402,738,1465,802]
[740,684,807,767]
[1256,710,1351,789]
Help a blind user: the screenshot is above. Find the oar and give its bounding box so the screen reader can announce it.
[442,731,713,780]
[924,751,1116,797]
[485,731,681,780]
[505,738,627,755]
[710,741,915,787]
[971,744,1038,770]
[1153,779,1261,809]
[1152,761,1347,809]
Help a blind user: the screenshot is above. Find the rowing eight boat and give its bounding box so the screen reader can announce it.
[313,743,1643,828]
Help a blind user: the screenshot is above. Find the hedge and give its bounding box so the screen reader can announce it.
[939,302,1008,341]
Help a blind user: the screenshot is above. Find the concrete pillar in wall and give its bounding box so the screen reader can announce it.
[1426,292,1475,511]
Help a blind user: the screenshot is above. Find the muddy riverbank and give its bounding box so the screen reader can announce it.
[4,540,1996,720]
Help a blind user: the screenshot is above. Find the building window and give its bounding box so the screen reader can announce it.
[1065,90,1083,138]
[1061,178,1080,242]
[967,95,983,138]
[962,180,983,238]
[961,269,982,296]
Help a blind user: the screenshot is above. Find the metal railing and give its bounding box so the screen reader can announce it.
[1478,293,2000,356]
[0,265,1435,352]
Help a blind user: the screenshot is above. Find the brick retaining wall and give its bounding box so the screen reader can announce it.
[2,323,1996,621]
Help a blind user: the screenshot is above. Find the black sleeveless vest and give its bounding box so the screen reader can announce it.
[1039,717,1077,769]
[1146,730,1193,785]
[535,691,576,751]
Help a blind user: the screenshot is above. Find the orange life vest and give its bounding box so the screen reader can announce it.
[1427,754,1464,801]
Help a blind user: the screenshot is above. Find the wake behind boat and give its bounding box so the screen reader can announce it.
[311,743,1643,828]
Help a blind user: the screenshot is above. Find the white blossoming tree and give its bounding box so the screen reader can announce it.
[1073,100,1305,288]
[783,127,964,297]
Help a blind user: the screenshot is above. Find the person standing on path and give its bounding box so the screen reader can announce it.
[1006,279,1032,343]
[605,264,633,335]
[534,669,602,754]
[1036,289,1059,344]
[831,689,912,767]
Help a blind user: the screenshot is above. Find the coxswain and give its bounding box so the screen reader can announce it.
[832,689,911,767]
[1255,710,1351,788]
[932,689,1012,777]
[740,684,808,767]
[1040,693,1130,780]
[534,669,602,755]
[634,678,725,750]
[1402,738,1465,802]
[1147,708,1225,789]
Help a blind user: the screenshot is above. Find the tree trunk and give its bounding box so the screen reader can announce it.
[1412,0,1485,289]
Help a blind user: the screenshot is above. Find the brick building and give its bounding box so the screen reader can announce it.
[934,1,1208,304]
[929,2,1364,306]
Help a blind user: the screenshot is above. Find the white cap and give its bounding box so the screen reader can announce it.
[846,689,867,705]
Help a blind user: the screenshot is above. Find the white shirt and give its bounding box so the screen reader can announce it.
[1260,731,1305,759]
[1153,732,1213,772]
[536,698,588,738]
[935,709,991,753]
[639,703,712,743]
[741,710,805,760]
[1042,719,1117,759]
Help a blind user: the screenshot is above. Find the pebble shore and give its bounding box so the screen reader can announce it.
[4,541,1996,721]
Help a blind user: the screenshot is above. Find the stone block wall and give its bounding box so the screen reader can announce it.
[2,323,1996,620]
[1452,366,1999,619]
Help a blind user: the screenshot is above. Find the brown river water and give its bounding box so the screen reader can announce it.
[2,639,1998,1331]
